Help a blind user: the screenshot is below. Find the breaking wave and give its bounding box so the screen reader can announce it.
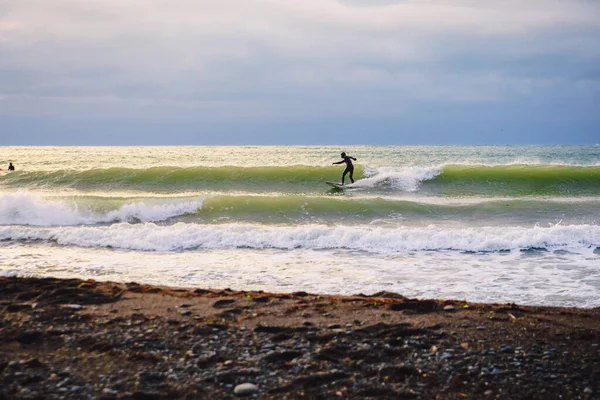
[0,192,203,226]
[1,222,599,253]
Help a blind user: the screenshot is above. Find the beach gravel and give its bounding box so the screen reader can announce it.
[1,277,599,399]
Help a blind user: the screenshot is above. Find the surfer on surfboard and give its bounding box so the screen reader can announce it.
[332,152,357,185]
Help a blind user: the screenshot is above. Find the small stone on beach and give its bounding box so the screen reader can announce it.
[234,383,258,396]
[62,304,83,310]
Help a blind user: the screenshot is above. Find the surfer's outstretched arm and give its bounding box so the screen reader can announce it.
[332,160,344,165]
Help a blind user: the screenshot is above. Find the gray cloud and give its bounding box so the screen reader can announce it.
[0,0,598,143]
[338,0,410,7]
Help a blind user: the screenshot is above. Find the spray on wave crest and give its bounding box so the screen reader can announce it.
[0,192,204,226]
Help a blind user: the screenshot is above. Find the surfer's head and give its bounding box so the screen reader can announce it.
[341,152,346,158]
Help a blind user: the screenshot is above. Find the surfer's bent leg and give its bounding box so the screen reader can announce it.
[349,169,354,183]
[342,168,350,185]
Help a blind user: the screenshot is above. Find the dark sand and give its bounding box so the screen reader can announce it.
[1,277,599,399]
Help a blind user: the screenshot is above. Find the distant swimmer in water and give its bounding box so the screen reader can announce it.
[8,162,14,171]
[332,152,357,185]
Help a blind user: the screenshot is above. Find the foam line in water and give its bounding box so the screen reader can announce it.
[1,223,598,253]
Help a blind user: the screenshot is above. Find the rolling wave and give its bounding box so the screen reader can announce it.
[422,164,600,196]
[2,192,599,226]
[197,194,600,223]
[436,164,600,183]
[0,165,364,191]
[0,192,203,226]
[2,164,599,196]
[1,223,598,253]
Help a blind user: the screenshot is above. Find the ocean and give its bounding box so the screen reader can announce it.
[1,145,599,307]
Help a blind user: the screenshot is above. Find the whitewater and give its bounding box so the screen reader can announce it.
[1,145,599,307]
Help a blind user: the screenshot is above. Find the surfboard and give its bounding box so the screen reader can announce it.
[326,182,346,189]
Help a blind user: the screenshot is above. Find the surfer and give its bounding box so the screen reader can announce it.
[332,152,357,185]
[8,162,14,171]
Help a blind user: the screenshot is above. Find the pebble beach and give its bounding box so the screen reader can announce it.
[1,277,599,399]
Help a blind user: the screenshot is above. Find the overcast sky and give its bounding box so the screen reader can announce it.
[1,0,599,145]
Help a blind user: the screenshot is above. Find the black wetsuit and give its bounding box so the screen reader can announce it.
[333,156,356,184]
[7,164,14,171]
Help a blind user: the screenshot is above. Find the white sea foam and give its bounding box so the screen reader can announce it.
[357,166,442,192]
[0,192,203,226]
[1,222,598,253]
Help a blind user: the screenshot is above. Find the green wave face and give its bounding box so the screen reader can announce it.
[189,195,600,225]
[438,165,600,182]
[0,165,365,193]
[198,195,410,221]
[426,165,600,196]
[3,164,600,197]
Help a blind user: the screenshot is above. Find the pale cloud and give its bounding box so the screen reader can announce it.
[0,0,598,129]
